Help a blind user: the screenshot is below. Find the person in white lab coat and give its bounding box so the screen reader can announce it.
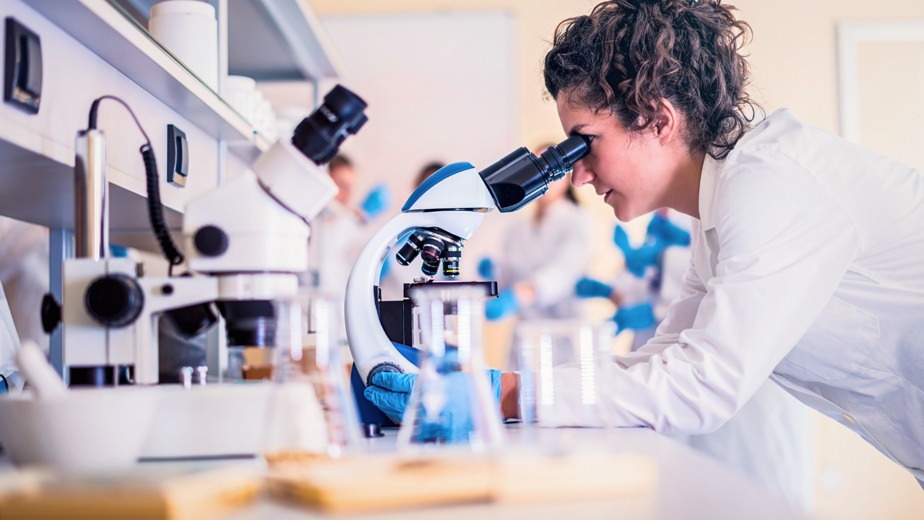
[481,144,593,322]
[0,217,49,392]
[507,0,924,490]
[579,210,814,508]
[306,154,389,342]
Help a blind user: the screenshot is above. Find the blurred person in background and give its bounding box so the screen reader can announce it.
[307,154,391,342]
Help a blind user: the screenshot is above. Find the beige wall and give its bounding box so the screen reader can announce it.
[308,1,924,517]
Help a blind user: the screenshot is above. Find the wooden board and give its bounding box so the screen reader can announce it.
[0,466,260,520]
[266,451,657,513]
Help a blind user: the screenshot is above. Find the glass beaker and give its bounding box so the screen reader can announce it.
[262,294,361,464]
[396,284,503,453]
[515,319,615,428]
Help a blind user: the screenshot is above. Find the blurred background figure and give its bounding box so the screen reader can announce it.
[480,143,593,322]
[575,208,691,347]
[576,209,814,510]
[306,154,391,342]
[0,217,50,392]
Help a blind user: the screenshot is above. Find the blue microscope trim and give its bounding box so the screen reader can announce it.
[401,162,475,212]
[350,342,421,427]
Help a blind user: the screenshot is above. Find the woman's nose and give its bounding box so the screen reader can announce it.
[571,159,593,187]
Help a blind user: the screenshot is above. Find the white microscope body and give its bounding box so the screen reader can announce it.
[345,163,496,382]
[58,85,367,387]
[346,135,592,387]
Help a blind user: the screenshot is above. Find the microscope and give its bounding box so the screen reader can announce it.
[47,85,368,387]
[344,135,590,427]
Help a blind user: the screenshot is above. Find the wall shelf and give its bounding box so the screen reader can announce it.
[25,0,268,163]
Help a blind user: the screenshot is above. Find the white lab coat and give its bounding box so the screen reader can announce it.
[306,201,370,342]
[498,200,593,320]
[550,109,924,484]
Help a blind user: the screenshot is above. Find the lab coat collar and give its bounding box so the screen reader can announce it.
[698,154,721,231]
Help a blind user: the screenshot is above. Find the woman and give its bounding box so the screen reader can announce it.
[515,0,924,487]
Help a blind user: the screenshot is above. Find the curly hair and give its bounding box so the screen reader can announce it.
[544,0,759,159]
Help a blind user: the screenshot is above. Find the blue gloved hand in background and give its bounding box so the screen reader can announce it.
[575,277,613,299]
[477,257,495,280]
[360,183,391,221]
[379,256,392,281]
[613,225,662,278]
[613,302,656,332]
[363,369,502,441]
[646,212,691,248]
[485,287,519,321]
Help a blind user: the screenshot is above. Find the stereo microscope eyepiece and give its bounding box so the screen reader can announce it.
[478,134,591,213]
[291,85,369,165]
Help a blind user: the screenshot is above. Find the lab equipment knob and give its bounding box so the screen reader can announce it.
[40,293,61,333]
[84,273,145,328]
[194,225,229,257]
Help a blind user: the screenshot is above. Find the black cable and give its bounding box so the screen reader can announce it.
[88,96,185,272]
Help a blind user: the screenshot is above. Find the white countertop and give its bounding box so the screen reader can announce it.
[218,425,805,520]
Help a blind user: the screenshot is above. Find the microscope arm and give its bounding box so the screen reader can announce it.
[346,210,487,384]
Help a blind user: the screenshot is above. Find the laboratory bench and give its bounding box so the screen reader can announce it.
[0,425,805,519]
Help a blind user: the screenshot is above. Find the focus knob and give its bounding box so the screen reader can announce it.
[194,225,228,257]
[84,274,144,328]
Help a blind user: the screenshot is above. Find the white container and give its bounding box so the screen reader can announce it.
[149,0,219,91]
[221,75,258,124]
[0,388,159,472]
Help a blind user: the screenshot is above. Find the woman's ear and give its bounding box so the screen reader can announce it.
[653,99,679,141]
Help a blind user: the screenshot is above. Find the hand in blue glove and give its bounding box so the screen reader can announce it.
[363,369,502,442]
[485,287,519,321]
[613,225,661,278]
[646,212,691,248]
[613,301,656,332]
[575,277,613,299]
[477,257,495,280]
[360,183,391,221]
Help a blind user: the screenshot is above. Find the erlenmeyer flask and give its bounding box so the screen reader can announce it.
[396,284,503,453]
[262,294,361,463]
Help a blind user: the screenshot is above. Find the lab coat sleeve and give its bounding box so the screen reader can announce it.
[527,210,593,307]
[617,243,707,367]
[550,149,861,433]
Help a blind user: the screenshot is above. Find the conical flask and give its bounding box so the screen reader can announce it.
[262,293,361,463]
[396,284,503,453]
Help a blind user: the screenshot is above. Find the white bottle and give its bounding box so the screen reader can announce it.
[149,0,219,91]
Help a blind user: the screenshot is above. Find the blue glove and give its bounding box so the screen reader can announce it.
[485,287,519,321]
[109,244,129,258]
[575,277,613,299]
[647,212,691,247]
[360,183,391,220]
[477,257,495,280]
[363,369,502,442]
[613,225,661,278]
[613,302,656,332]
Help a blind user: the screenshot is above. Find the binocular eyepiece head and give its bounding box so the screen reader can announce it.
[478,134,591,213]
[291,85,369,166]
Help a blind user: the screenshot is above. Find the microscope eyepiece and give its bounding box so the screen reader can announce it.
[478,134,591,213]
[291,85,368,165]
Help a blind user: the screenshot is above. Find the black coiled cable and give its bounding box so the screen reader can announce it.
[88,96,185,274]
